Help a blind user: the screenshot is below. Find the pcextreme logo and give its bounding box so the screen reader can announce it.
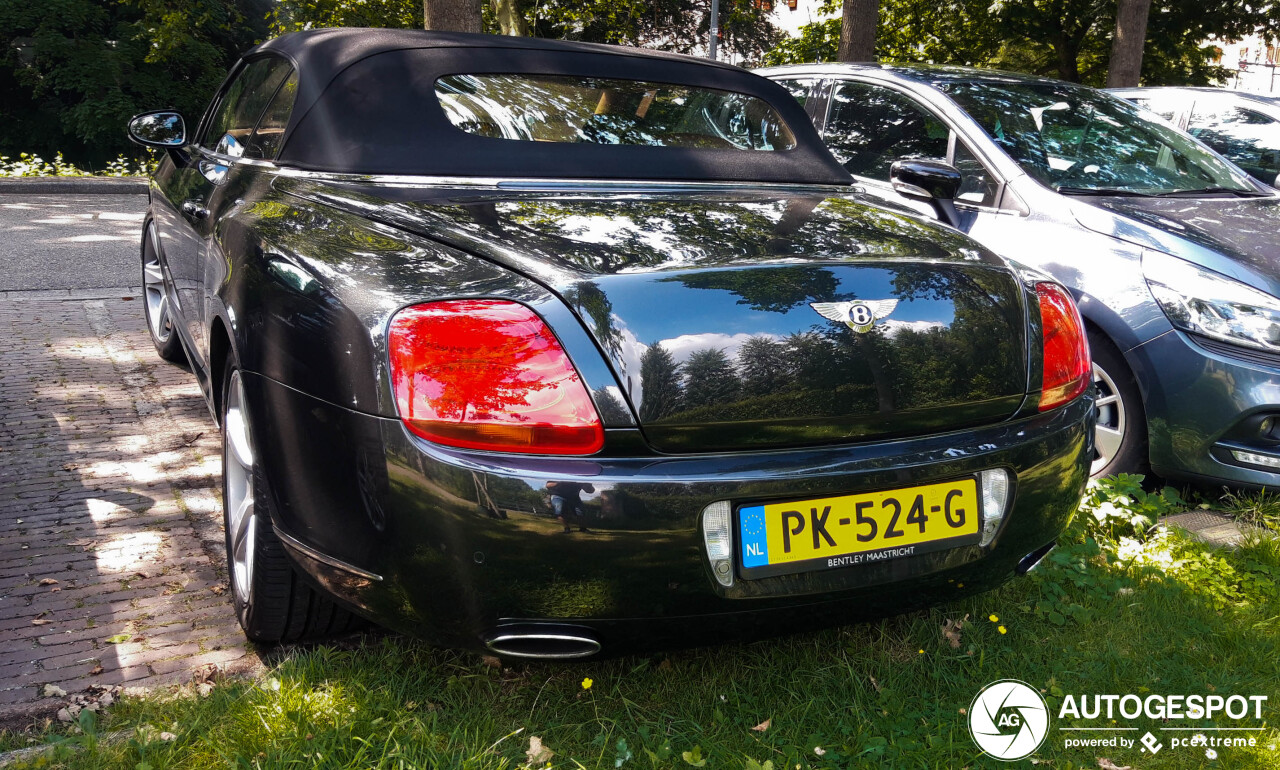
[968,680,1050,761]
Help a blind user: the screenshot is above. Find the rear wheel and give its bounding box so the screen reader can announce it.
[141,224,184,363]
[221,364,359,642]
[1088,328,1148,479]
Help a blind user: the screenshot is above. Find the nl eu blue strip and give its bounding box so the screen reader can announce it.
[739,505,769,568]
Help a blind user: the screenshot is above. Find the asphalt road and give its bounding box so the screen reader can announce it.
[0,194,147,291]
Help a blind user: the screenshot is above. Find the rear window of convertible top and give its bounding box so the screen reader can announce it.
[435,73,797,151]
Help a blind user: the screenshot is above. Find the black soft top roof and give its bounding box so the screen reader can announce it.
[242,29,850,184]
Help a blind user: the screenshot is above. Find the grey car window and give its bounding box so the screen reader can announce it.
[954,141,1000,207]
[773,78,819,108]
[247,70,299,160]
[944,81,1256,195]
[823,81,948,181]
[1188,101,1280,183]
[200,57,294,153]
[1128,96,1179,123]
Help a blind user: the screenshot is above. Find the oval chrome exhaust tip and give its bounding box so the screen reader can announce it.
[1016,542,1056,575]
[484,623,601,660]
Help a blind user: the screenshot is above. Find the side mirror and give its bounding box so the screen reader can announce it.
[128,110,186,149]
[890,159,963,228]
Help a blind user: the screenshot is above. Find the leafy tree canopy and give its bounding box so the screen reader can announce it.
[763,0,1276,87]
[0,0,269,166]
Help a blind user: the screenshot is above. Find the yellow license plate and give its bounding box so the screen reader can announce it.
[737,478,981,576]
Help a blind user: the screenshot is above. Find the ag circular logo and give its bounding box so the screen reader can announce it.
[969,679,1050,761]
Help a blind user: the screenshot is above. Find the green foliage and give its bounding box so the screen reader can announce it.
[0,151,155,177]
[1079,473,1184,540]
[763,0,1265,87]
[268,0,421,33]
[762,18,839,66]
[270,0,781,61]
[525,0,780,62]
[0,0,269,167]
[1218,487,1280,532]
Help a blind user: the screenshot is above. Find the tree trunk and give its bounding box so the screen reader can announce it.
[837,0,879,62]
[1054,36,1081,82]
[491,0,527,35]
[424,0,483,32]
[1107,0,1152,87]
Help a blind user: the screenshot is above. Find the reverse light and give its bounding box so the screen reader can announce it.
[1036,282,1091,411]
[1144,250,1280,353]
[701,501,734,587]
[388,300,604,454]
[978,468,1011,546]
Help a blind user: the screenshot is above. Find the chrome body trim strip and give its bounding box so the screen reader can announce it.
[274,525,384,582]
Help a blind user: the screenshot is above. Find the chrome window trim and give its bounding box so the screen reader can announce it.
[267,165,856,194]
[192,147,863,195]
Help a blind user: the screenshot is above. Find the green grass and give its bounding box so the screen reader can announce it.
[6,482,1280,769]
[1218,488,1280,533]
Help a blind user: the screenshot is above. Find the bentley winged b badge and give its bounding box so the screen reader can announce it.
[810,300,899,333]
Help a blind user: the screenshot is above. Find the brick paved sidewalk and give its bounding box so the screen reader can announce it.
[0,291,260,721]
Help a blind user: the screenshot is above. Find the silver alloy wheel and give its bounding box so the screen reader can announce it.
[224,370,257,605]
[143,228,171,344]
[1091,362,1126,476]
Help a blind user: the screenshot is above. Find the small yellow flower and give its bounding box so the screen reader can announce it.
[998,625,1007,635]
[581,677,593,690]
[918,649,925,654]
[988,614,999,623]
[957,583,964,588]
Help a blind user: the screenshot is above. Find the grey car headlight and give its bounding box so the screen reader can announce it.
[1143,250,1280,353]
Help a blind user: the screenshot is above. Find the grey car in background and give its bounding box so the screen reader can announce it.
[1109,87,1280,187]
[757,63,1280,487]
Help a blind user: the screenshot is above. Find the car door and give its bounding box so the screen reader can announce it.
[182,56,294,369]
[816,78,1018,232]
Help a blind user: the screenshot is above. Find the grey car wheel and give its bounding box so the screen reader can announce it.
[1091,363,1126,476]
[223,370,258,606]
[1087,329,1148,479]
[220,362,362,642]
[141,224,184,362]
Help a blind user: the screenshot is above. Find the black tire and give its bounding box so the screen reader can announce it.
[220,361,360,643]
[1088,328,1148,479]
[141,225,185,363]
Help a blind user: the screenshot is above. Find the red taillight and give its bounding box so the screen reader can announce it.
[388,300,604,454]
[1036,282,1091,411]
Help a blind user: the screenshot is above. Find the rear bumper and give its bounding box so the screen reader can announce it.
[245,372,1093,653]
[1126,329,1280,487]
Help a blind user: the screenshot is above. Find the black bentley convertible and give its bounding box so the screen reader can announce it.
[128,29,1093,658]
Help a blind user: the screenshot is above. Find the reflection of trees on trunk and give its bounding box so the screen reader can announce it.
[633,264,1025,443]
[738,336,787,396]
[638,342,682,422]
[563,280,622,359]
[590,386,632,424]
[682,349,740,410]
[430,193,984,278]
[666,266,843,313]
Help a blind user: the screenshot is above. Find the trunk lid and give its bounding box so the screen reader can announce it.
[286,181,1031,452]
